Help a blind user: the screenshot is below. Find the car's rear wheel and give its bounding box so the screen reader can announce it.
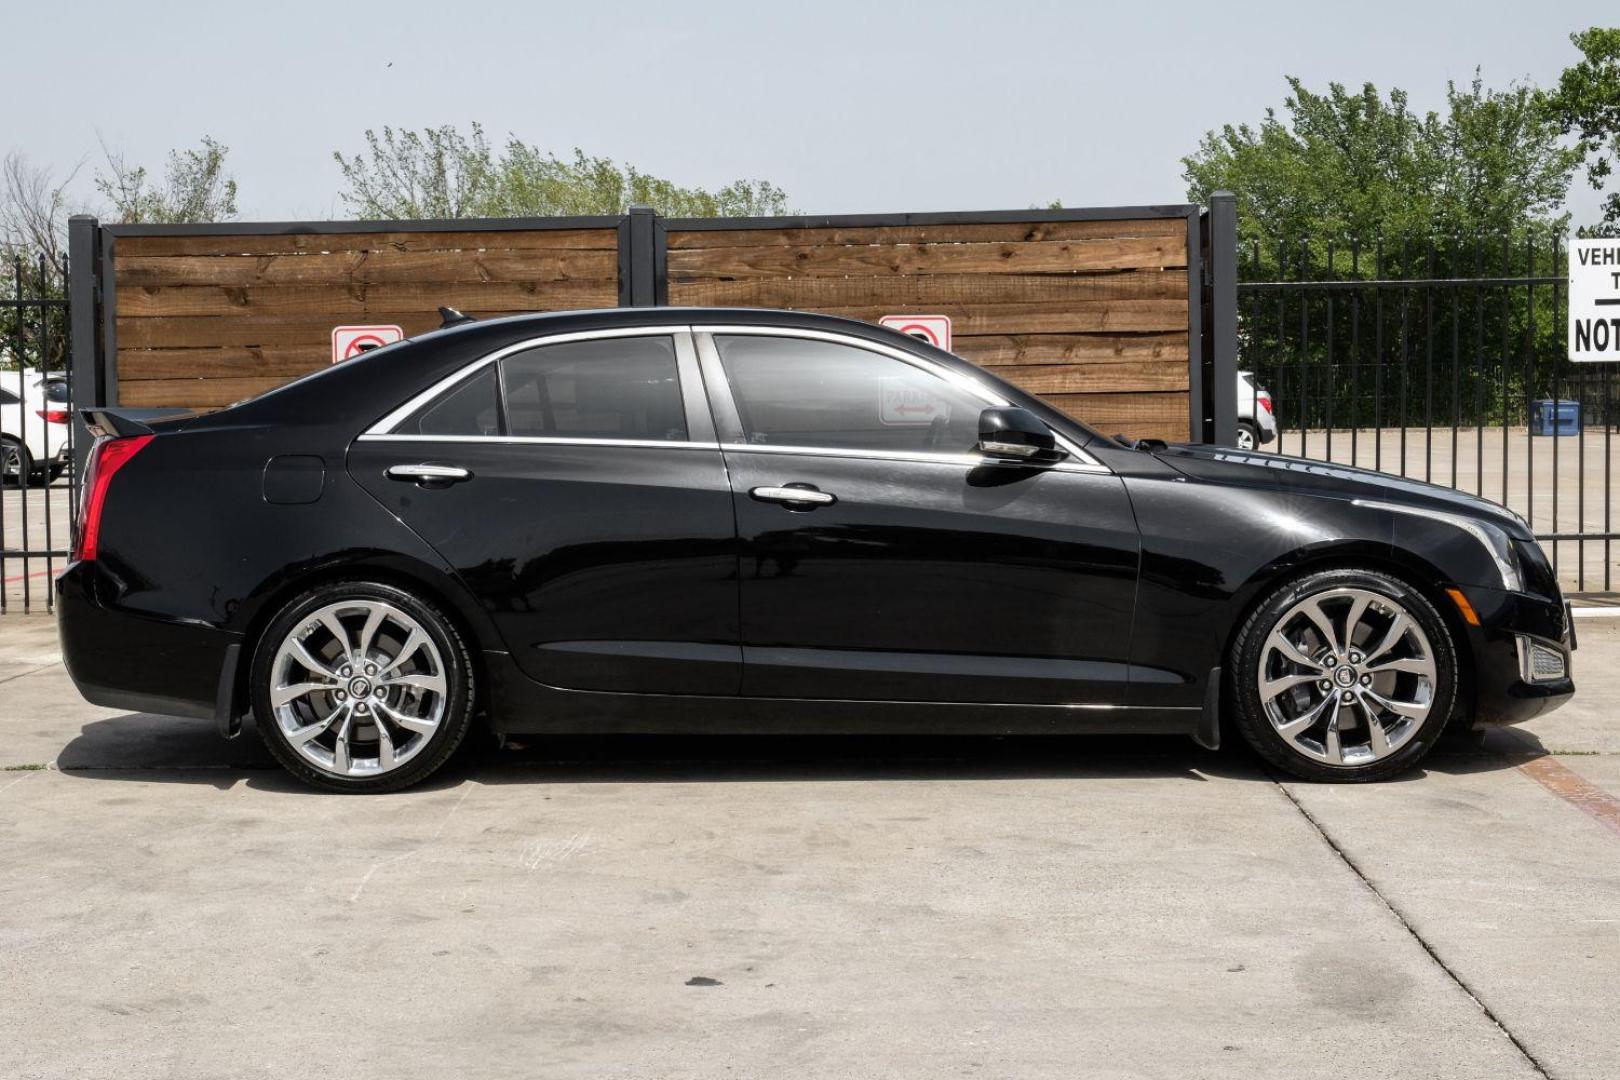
[1235,421,1259,450]
[251,582,475,793]
[1230,568,1458,782]
[1,438,31,487]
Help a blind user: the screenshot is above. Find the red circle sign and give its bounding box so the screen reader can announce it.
[890,323,941,347]
[344,333,389,358]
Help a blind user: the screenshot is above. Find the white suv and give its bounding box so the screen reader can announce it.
[0,369,71,486]
[1236,370,1276,450]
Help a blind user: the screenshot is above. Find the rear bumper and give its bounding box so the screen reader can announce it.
[56,561,240,721]
[1456,584,1574,726]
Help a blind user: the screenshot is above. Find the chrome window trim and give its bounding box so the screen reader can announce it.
[716,441,1111,475]
[693,324,1104,469]
[355,433,721,450]
[365,325,696,438]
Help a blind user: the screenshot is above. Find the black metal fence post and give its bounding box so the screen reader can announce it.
[1207,192,1238,446]
[68,215,101,475]
[618,206,666,307]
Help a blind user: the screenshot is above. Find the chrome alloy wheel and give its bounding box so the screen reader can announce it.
[269,599,448,778]
[1,442,23,481]
[1257,587,1437,766]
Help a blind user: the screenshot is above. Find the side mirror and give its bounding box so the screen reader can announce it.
[976,406,1066,464]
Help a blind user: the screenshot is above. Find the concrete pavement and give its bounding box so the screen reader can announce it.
[2,615,1618,1078]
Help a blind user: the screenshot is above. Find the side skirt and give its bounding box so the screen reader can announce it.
[483,651,1200,737]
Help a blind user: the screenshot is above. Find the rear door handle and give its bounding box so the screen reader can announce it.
[386,463,472,485]
[751,485,836,507]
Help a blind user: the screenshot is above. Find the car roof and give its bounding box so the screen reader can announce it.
[421,306,914,341]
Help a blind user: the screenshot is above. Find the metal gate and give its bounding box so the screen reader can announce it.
[1,252,75,614]
[1237,232,1618,594]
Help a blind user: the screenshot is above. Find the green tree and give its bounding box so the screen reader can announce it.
[333,122,789,219]
[96,136,239,224]
[0,153,78,371]
[1547,27,1620,236]
[1183,74,1580,256]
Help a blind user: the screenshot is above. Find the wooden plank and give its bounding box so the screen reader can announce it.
[667,218,1188,248]
[813,300,1187,335]
[113,302,1179,351]
[117,249,619,288]
[956,333,1188,366]
[668,237,1186,278]
[114,227,619,258]
[1040,391,1189,441]
[117,279,620,318]
[118,376,292,409]
[668,269,1186,309]
[118,312,463,349]
[996,361,1190,395]
[117,346,330,381]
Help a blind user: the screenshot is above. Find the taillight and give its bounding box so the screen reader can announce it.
[74,435,153,562]
[36,409,70,424]
[1258,394,1274,415]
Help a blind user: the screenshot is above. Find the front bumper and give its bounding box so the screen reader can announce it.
[56,561,240,720]
[1455,584,1574,726]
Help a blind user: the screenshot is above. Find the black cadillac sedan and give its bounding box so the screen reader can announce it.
[58,308,1574,791]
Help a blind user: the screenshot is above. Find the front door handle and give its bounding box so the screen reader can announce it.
[751,485,836,507]
[385,463,472,486]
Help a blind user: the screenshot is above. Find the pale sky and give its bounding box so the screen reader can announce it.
[3,0,1614,226]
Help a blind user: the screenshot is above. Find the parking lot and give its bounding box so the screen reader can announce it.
[2,612,1617,1079]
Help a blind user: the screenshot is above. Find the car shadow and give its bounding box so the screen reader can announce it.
[1393,725,1556,781]
[51,713,1539,793]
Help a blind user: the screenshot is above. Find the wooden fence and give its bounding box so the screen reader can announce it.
[667,215,1192,440]
[81,206,1209,442]
[106,221,622,409]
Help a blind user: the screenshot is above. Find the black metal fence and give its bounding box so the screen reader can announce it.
[1,252,75,614]
[1239,231,1619,592]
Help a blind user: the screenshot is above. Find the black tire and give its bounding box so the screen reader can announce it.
[1236,421,1260,451]
[250,581,476,793]
[1,437,31,487]
[1229,567,1458,782]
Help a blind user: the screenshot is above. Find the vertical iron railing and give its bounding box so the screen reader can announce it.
[1,252,74,614]
[1237,231,1618,593]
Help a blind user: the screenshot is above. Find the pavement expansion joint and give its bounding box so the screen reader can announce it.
[1271,776,1555,1080]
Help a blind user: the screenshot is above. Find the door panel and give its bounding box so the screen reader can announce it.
[725,450,1140,703]
[349,440,740,695]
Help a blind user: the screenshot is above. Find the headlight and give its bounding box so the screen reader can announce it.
[1510,537,1560,599]
[1352,499,1521,591]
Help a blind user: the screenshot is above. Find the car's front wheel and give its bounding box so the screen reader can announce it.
[1230,568,1458,782]
[250,582,475,792]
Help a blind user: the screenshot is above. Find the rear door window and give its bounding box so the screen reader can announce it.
[500,336,685,441]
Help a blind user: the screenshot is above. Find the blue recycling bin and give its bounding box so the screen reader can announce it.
[1531,399,1580,437]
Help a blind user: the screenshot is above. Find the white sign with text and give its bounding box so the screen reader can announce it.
[1570,238,1620,362]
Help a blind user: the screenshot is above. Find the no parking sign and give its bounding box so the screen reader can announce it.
[879,314,952,352]
[332,324,404,364]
